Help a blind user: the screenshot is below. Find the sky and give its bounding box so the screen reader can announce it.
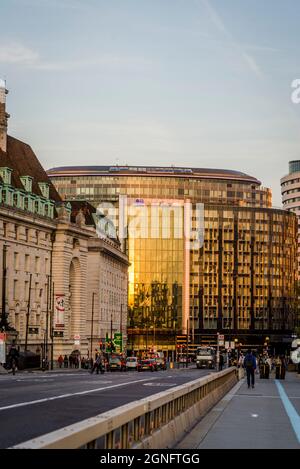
[1,0,300,206]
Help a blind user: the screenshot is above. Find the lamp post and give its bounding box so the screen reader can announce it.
[90,292,96,360]
[0,243,9,331]
[24,273,32,352]
[110,313,113,355]
[234,338,239,364]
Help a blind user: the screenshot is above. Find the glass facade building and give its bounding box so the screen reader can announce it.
[48,166,297,351]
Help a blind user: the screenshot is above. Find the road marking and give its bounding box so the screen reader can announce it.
[0,377,157,412]
[275,380,300,444]
[143,382,176,387]
[251,414,258,418]
[234,394,300,400]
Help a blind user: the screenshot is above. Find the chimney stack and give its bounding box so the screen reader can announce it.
[0,80,9,153]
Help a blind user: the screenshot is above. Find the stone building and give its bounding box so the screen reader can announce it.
[0,82,128,363]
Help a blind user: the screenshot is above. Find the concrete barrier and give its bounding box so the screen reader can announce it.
[13,368,239,449]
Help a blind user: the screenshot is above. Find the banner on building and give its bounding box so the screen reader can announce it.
[55,294,65,328]
[0,333,6,363]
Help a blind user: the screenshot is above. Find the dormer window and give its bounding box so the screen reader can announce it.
[20,176,33,193]
[34,200,39,213]
[13,192,18,207]
[38,182,50,199]
[0,167,12,185]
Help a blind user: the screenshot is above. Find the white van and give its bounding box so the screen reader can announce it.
[126,356,138,370]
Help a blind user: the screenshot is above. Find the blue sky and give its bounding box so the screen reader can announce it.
[1,0,300,205]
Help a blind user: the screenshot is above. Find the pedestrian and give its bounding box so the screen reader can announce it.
[280,355,287,380]
[243,349,256,389]
[238,353,244,368]
[64,354,68,368]
[58,355,63,368]
[219,353,224,371]
[91,355,101,374]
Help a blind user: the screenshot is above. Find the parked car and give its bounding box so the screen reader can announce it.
[126,357,138,370]
[137,359,158,372]
[108,356,126,371]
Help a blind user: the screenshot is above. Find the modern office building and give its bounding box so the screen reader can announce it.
[281,161,300,275]
[48,165,298,353]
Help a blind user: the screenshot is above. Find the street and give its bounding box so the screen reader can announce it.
[0,366,212,448]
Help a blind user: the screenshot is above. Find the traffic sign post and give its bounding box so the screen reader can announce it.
[218,334,224,346]
[216,332,220,371]
[113,333,123,353]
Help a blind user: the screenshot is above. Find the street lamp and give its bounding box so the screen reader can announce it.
[90,292,96,360]
[0,243,11,332]
[234,338,239,363]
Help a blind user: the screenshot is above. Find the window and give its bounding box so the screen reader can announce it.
[35,256,40,273]
[14,252,19,270]
[25,254,30,272]
[13,280,18,300]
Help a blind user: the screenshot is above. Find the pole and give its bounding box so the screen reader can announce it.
[186,319,189,368]
[120,303,122,334]
[0,244,8,330]
[217,332,220,371]
[110,313,113,356]
[50,282,54,370]
[90,292,95,360]
[45,275,50,369]
[24,273,32,351]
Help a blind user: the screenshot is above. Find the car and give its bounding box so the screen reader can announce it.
[126,357,138,370]
[153,356,167,370]
[108,356,126,371]
[137,359,158,372]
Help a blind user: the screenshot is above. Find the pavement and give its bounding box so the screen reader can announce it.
[177,371,300,449]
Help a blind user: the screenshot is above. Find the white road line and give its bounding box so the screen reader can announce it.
[0,377,157,412]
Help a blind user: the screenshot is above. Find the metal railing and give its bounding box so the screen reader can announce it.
[14,368,238,449]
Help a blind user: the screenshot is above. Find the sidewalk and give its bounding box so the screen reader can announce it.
[177,372,300,449]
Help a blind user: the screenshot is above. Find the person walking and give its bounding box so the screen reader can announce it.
[219,353,224,371]
[244,349,256,389]
[63,354,68,368]
[58,355,63,369]
[238,353,244,368]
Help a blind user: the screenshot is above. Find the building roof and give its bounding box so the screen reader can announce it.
[0,135,61,202]
[47,165,261,185]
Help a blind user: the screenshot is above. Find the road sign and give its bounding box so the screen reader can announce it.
[113,333,123,352]
[218,334,224,346]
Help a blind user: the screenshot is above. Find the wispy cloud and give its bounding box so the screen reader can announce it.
[0,42,152,71]
[13,0,86,10]
[197,0,264,78]
[0,43,39,65]
[34,56,153,71]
